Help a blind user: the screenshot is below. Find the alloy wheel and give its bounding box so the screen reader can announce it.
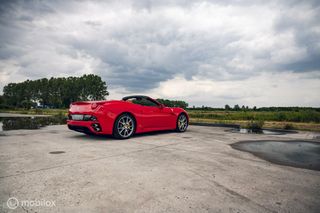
[117,115,135,138]
[178,114,188,132]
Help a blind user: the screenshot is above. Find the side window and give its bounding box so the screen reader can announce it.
[133,98,158,107]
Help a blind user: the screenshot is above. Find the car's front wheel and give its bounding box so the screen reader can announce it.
[113,114,135,139]
[176,113,188,132]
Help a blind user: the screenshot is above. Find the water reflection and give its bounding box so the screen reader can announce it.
[231,140,320,171]
[0,115,66,131]
[227,128,297,135]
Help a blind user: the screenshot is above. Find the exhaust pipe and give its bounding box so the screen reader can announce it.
[91,123,102,132]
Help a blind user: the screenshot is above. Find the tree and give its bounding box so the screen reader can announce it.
[225,104,231,110]
[0,95,10,109]
[234,104,240,111]
[2,74,109,108]
[78,74,109,100]
[156,99,189,109]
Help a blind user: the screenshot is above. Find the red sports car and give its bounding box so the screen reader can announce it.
[67,95,189,139]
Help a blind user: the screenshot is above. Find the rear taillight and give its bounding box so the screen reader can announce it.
[83,115,97,121]
[83,115,92,121]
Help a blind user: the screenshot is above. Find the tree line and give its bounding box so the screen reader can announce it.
[5,74,315,112]
[1,74,108,109]
[0,75,190,109]
[156,98,188,109]
[188,105,320,112]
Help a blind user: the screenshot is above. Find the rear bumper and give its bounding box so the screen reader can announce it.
[68,124,92,134]
[67,120,103,135]
[67,109,115,135]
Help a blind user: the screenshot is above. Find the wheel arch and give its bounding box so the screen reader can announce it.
[176,111,189,132]
[177,111,189,122]
[112,111,137,135]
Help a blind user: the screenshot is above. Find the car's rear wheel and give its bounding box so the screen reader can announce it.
[113,114,135,139]
[176,113,188,132]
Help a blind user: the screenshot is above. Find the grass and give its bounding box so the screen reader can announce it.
[244,120,264,133]
[187,110,320,132]
[189,118,320,132]
[187,110,320,123]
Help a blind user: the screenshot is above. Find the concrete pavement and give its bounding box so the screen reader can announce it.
[0,125,319,212]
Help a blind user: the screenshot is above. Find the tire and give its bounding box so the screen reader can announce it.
[176,113,188,132]
[113,114,136,139]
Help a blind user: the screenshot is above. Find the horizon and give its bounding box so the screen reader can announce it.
[0,0,320,107]
[2,75,320,108]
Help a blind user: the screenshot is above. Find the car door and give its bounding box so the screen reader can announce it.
[142,105,176,129]
[133,97,164,129]
[134,97,176,130]
[141,105,163,129]
[158,105,176,129]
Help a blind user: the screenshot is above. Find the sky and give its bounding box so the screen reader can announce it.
[0,0,319,107]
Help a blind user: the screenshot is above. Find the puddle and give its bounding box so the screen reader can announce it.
[227,128,297,135]
[0,115,66,131]
[231,140,320,171]
[49,151,65,154]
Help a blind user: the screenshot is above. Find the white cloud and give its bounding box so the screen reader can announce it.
[146,71,320,107]
[0,0,319,106]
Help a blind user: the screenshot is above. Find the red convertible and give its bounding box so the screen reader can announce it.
[67,95,189,139]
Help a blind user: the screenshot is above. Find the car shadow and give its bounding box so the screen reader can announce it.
[132,130,178,138]
[68,130,179,141]
[69,134,115,141]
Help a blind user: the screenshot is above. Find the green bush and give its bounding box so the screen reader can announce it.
[244,120,264,133]
[1,114,67,131]
[0,104,11,109]
[283,123,294,130]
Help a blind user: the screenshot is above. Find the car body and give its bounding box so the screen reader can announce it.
[67,95,189,139]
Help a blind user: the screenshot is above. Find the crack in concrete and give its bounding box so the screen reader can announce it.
[188,169,277,213]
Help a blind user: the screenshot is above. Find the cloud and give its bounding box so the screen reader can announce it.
[0,0,319,106]
[146,71,320,107]
[272,2,320,72]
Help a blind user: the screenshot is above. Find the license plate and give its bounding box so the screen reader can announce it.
[71,114,83,120]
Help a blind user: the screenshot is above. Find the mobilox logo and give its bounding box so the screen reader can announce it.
[6,197,56,209]
[6,197,19,209]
